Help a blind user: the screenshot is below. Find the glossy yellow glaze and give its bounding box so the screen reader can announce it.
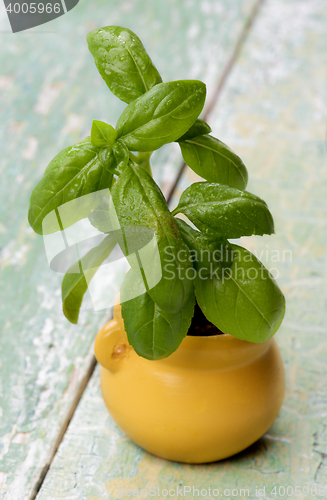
[94,304,285,463]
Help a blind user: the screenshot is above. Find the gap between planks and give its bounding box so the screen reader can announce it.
[31,1,265,498]
[29,347,98,500]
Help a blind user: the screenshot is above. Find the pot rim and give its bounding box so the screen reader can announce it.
[154,331,273,370]
[187,332,230,339]
[109,301,273,370]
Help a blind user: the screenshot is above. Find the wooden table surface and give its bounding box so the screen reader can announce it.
[1,0,326,499]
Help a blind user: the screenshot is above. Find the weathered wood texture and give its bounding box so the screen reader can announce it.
[36,0,327,498]
[0,0,258,498]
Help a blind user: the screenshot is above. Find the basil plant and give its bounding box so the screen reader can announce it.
[28,26,285,360]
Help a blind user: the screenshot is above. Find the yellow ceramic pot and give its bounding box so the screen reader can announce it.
[95,303,285,463]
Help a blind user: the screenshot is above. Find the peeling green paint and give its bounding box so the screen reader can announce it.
[0,0,258,498]
[37,0,327,497]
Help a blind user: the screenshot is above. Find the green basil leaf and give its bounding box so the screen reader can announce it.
[179,135,248,189]
[87,26,162,104]
[172,182,274,238]
[116,80,206,152]
[99,140,129,174]
[176,118,211,142]
[91,120,117,148]
[111,162,194,313]
[28,138,113,235]
[62,234,117,324]
[121,269,195,360]
[175,218,233,276]
[195,244,285,343]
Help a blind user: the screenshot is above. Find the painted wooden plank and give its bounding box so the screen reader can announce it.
[172,0,327,487]
[36,0,327,498]
[0,0,258,498]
